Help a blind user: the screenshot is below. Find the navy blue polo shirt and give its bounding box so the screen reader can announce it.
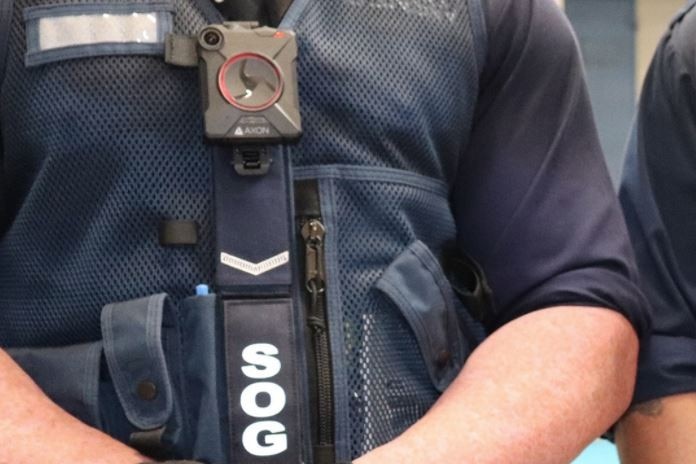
[620,1,696,403]
[0,0,650,337]
[452,0,649,335]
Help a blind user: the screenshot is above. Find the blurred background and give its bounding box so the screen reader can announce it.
[562,0,683,186]
[558,1,683,461]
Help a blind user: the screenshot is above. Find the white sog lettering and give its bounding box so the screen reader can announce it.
[242,421,288,457]
[240,343,288,456]
[241,382,286,417]
[241,343,281,379]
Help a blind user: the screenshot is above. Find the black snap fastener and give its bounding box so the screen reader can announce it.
[137,380,158,401]
[435,350,451,368]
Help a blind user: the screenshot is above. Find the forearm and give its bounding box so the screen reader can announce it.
[615,393,696,464]
[0,349,147,464]
[355,306,639,464]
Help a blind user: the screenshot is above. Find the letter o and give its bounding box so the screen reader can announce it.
[240,382,286,418]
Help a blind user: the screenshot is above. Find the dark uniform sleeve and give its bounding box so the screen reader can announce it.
[0,135,4,235]
[451,0,650,336]
[0,0,8,237]
[619,2,696,404]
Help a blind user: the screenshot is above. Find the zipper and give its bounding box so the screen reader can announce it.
[296,180,335,464]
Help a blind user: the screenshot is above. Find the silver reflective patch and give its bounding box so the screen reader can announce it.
[23,2,174,66]
[37,12,159,51]
[220,251,290,276]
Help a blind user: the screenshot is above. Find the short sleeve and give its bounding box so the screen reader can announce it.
[619,3,696,404]
[0,134,5,235]
[451,0,650,336]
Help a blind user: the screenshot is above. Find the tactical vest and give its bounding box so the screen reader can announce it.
[0,0,487,461]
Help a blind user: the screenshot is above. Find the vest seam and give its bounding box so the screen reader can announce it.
[468,0,488,80]
[293,164,449,198]
[0,0,14,99]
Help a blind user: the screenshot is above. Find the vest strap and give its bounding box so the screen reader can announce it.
[223,298,304,463]
[0,0,13,89]
[213,144,293,296]
[212,139,308,462]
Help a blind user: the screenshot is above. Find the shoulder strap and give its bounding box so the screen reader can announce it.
[0,0,14,89]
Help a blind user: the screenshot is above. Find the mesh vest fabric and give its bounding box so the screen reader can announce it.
[0,0,485,459]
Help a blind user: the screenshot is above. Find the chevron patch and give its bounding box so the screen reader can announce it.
[220,251,290,276]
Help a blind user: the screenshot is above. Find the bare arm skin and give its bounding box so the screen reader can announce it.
[355,306,639,464]
[0,306,636,463]
[0,349,147,464]
[615,394,696,464]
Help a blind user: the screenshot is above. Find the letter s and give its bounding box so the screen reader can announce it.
[241,343,281,379]
[242,421,288,456]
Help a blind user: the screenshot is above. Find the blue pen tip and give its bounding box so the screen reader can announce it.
[196,284,210,296]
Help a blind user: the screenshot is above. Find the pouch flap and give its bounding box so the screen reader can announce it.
[376,240,468,392]
[9,341,103,427]
[101,294,174,430]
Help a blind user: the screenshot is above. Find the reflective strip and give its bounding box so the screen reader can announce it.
[23,2,174,66]
[37,13,160,51]
[220,251,290,276]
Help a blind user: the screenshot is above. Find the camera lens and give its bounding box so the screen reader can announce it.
[199,27,223,50]
[218,53,283,111]
[204,31,221,46]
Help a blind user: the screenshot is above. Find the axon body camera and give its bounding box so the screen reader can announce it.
[197,22,302,143]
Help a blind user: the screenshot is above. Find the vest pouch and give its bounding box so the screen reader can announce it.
[104,293,229,463]
[7,294,192,460]
[8,293,229,462]
[178,293,227,464]
[374,240,476,393]
[101,294,184,457]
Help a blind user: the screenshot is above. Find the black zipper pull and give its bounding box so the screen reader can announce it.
[302,219,326,296]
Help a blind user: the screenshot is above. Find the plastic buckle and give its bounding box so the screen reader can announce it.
[232,145,272,176]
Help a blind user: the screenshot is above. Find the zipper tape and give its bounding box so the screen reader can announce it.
[296,181,336,464]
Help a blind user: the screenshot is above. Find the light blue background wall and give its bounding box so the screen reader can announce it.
[573,440,620,464]
[565,1,634,461]
[566,0,636,187]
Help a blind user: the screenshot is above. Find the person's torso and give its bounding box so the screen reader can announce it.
[0,0,486,458]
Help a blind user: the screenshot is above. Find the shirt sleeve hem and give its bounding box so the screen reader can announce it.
[493,266,650,338]
[633,334,696,404]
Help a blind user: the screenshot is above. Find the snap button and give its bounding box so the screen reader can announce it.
[137,380,158,401]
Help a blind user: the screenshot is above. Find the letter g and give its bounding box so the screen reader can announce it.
[242,421,288,456]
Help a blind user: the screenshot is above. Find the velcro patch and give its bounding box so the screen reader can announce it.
[23,2,175,66]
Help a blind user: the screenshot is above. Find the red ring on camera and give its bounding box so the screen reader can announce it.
[217,53,284,112]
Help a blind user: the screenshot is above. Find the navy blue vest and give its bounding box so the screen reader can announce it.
[0,0,487,460]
